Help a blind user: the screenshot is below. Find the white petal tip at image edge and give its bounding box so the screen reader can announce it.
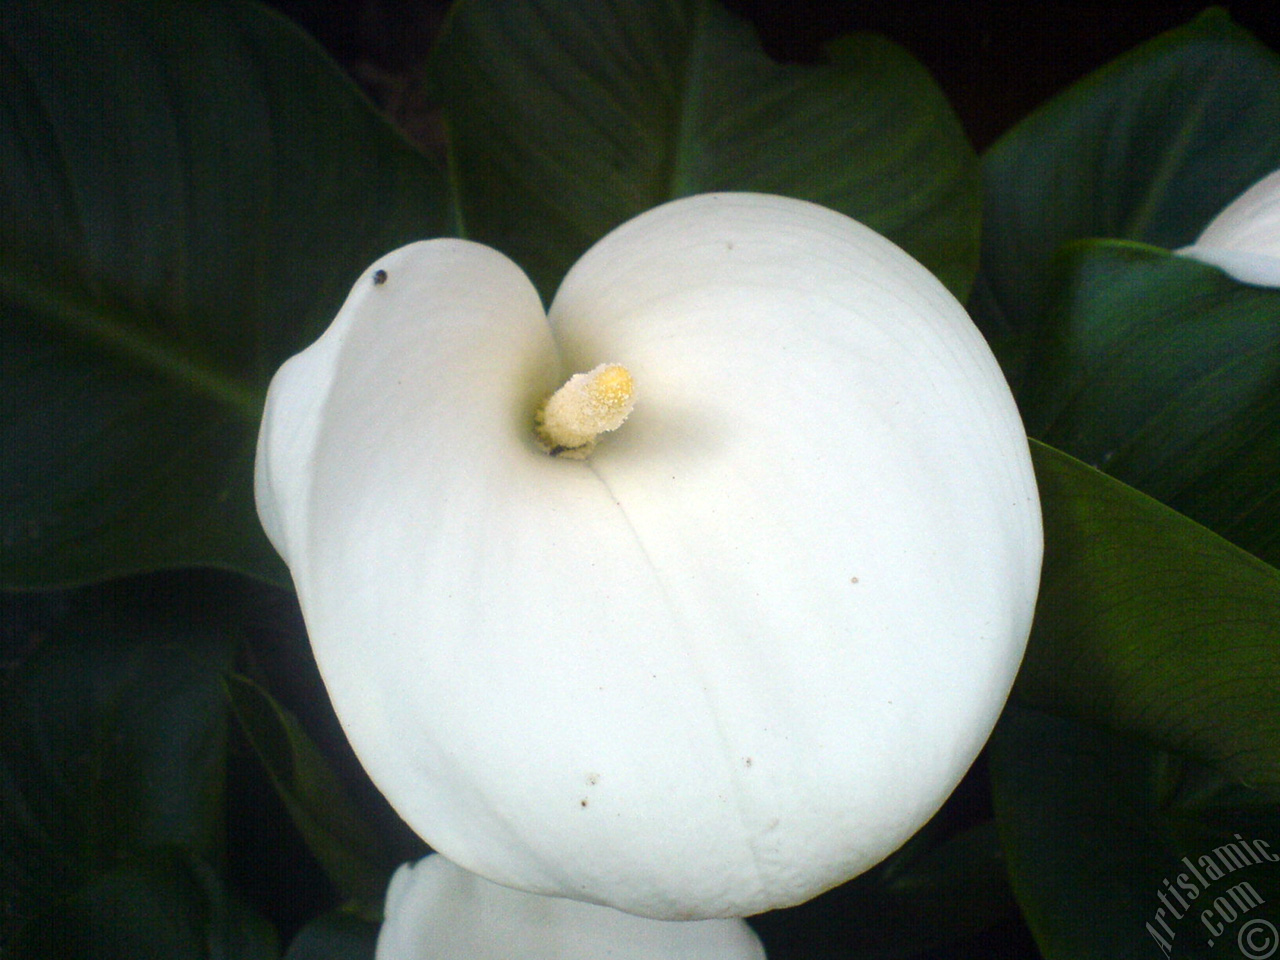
[1179,168,1280,287]
[376,855,766,960]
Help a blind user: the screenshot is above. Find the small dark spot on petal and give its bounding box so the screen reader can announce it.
[580,798,589,808]
[373,269,388,285]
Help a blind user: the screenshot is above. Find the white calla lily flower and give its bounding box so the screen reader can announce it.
[376,854,765,960]
[1179,168,1280,286]
[256,193,1042,920]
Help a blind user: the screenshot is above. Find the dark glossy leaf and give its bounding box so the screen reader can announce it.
[1023,441,1280,789]
[0,572,253,952]
[1,0,452,589]
[1021,241,1280,565]
[991,706,1280,960]
[226,672,395,911]
[977,9,1280,363]
[12,848,278,960]
[286,911,379,960]
[430,0,979,302]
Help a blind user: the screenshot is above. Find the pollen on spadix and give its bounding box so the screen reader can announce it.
[536,363,636,459]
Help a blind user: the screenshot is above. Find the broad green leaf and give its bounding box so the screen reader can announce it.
[976,9,1280,362]
[429,0,979,302]
[0,572,248,950]
[285,911,379,960]
[1021,241,1280,565]
[1023,441,1280,789]
[991,706,1280,960]
[1,0,452,589]
[11,848,278,960]
[226,672,395,911]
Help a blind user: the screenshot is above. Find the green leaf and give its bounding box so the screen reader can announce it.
[977,8,1280,360]
[0,572,250,951]
[1023,441,1280,789]
[12,848,279,960]
[1021,241,1280,565]
[991,706,1280,960]
[1,0,452,589]
[430,0,979,302]
[285,911,379,960]
[226,673,394,911]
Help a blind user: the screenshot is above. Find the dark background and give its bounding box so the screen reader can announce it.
[265,0,1280,152]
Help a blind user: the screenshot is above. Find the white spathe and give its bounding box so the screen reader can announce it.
[256,193,1042,920]
[376,854,765,960]
[1178,168,1280,287]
